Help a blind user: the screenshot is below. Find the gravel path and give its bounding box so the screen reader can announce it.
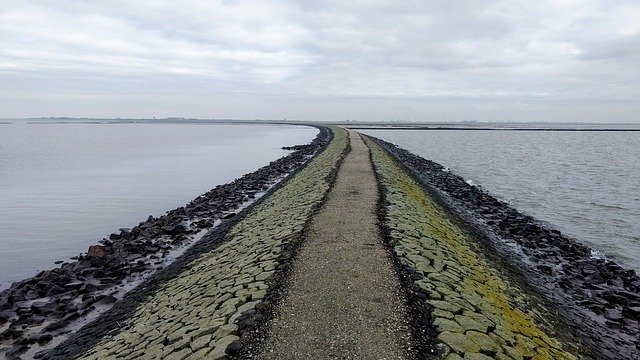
[259,130,412,359]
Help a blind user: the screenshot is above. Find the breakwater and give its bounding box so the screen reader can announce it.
[2,126,638,359]
[38,127,349,359]
[365,135,640,359]
[0,126,334,359]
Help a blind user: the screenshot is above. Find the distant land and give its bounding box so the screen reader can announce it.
[1,117,639,131]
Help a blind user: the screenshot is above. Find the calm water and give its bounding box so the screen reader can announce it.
[0,122,317,289]
[362,129,640,272]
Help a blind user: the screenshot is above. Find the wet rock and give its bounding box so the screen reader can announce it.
[0,310,16,324]
[161,224,186,235]
[38,333,53,344]
[94,295,117,305]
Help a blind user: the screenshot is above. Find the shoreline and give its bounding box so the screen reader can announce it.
[365,134,640,359]
[0,126,330,359]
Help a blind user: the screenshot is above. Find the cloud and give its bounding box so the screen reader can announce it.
[0,0,638,121]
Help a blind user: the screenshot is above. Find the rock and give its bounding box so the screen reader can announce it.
[94,295,117,305]
[24,290,39,300]
[0,310,16,324]
[45,283,65,297]
[622,306,640,319]
[37,333,53,344]
[87,245,107,258]
[43,320,65,332]
[161,224,186,235]
[438,331,481,354]
[5,345,29,358]
[226,340,242,355]
[30,301,55,315]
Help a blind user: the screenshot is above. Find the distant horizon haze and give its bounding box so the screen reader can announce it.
[1,1,639,122]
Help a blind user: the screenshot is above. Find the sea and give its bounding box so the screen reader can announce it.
[0,120,317,289]
[361,128,640,273]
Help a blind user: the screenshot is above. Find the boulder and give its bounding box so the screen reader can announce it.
[87,245,107,258]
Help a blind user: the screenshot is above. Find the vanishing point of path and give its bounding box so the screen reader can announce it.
[260,130,412,359]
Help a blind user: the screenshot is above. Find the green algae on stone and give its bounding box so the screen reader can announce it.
[364,137,577,360]
[78,128,348,360]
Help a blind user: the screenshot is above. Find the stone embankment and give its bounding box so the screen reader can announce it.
[365,137,577,360]
[0,126,331,359]
[40,127,349,359]
[365,135,640,360]
[4,125,638,360]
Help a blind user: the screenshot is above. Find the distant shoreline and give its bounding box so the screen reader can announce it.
[348,126,640,131]
[2,118,639,130]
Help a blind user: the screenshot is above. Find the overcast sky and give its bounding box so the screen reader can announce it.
[1,1,639,122]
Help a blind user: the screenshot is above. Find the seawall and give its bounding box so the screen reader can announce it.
[0,126,337,359]
[2,126,638,359]
[364,134,640,359]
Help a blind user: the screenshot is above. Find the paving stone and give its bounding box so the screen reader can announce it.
[464,353,494,360]
[185,347,211,360]
[503,343,527,359]
[445,353,464,360]
[455,314,489,333]
[255,271,274,281]
[210,334,239,359]
[434,318,464,333]
[467,330,501,354]
[190,334,212,352]
[438,331,481,355]
[164,347,192,360]
[429,300,463,314]
[433,309,455,319]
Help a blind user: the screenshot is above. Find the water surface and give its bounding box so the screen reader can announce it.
[0,122,317,289]
[362,129,640,272]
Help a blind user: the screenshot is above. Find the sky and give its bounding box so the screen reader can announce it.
[1,0,639,122]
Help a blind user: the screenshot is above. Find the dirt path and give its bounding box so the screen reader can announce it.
[259,130,411,359]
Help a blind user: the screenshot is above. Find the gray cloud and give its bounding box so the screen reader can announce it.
[1,0,638,121]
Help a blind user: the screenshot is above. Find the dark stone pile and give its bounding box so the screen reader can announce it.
[369,136,640,360]
[0,126,329,359]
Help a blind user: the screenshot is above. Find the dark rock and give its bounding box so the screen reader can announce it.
[0,310,16,323]
[65,280,84,290]
[623,306,640,320]
[226,340,242,355]
[45,283,65,297]
[222,212,236,219]
[94,295,117,305]
[30,301,56,315]
[24,290,39,300]
[61,311,79,323]
[5,345,29,358]
[160,224,186,235]
[78,296,96,310]
[38,333,53,344]
[80,283,98,293]
[26,315,46,325]
[43,321,65,332]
